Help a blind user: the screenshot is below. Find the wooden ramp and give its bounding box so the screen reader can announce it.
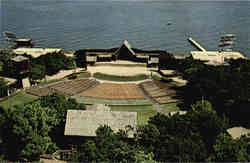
[188,37,206,52]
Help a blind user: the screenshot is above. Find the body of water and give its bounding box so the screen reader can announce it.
[1,0,250,56]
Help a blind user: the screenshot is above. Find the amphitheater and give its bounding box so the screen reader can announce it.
[26,77,179,106]
[25,60,181,107]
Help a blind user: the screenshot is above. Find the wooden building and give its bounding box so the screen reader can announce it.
[14,38,33,48]
[10,56,29,74]
[80,40,165,69]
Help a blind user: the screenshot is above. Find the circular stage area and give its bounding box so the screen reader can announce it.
[88,61,150,76]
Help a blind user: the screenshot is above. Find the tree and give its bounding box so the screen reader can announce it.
[74,50,87,68]
[147,100,229,162]
[0,93,85,161]
[0,79,8,97]
[134,151,156,163]
[29,63,46,81]
[0,102,58,161]
[207,133,250,162]
[136,124,160,153]
[70,125,138,162]
[31,52,76,76]
[40,93,85,147]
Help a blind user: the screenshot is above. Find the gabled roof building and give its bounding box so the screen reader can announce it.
[82,40,164,65]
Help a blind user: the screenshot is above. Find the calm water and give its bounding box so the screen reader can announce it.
[1,0,250,56]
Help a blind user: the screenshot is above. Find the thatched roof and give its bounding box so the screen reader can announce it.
[64,109,137,137]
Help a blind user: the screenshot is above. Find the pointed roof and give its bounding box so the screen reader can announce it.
[114,40,136,56]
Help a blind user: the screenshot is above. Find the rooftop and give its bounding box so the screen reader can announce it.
[13,48,62,58]
[191,51,245,65]
[227,127,250,139]
[64,109,137,137]
[11,55,29,62]
[15,38,32,42]
[0,76,17,85]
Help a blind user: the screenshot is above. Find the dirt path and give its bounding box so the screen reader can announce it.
[45,68,84,81]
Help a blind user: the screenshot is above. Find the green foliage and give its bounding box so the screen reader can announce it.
[147,101,228,162]
[0,102,58,161]
[71,125,138,162]
[2,61,17,77]
[74,50,86,68]
[0,49,11,62]
[0,93,84,161]
[147,113,208,162]
[32,52,75,76]
[40,93,85,121]
[136,124,160,153]
[191,100,214,112]
[207,133,250,162]
[134,151,156,163]
[40,93,85,148]
[167,57,250,127]
[29,63,46,81]
[0,79,8,97]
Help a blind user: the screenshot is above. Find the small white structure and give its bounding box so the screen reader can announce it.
[227,127,250,139]
[86,55,97,63]
[148,57,159,64]
[191,51,245,65]
[13,48,62,58]
[22,78,31,89]
[168,111,187,116]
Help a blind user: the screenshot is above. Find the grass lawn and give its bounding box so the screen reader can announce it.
[110,105,157,125]
[77,72,91,78]
[0,91,38,110]
[93,72,149,82]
